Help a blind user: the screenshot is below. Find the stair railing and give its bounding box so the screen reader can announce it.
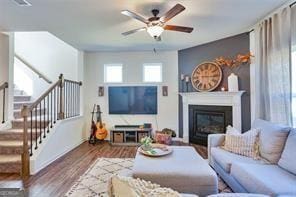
[15,53,53,84]
[21,74,82,178]
[0,82,8,124]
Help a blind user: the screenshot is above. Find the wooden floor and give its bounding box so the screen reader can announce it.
[0,141,207,197]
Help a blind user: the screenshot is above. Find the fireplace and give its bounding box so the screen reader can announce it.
[189,105,232,146]
[180,91,244,144]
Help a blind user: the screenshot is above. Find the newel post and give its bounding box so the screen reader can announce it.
[58,74,65,120]
[21,105,30,179]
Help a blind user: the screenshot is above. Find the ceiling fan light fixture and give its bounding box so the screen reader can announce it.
[147,25,164,38]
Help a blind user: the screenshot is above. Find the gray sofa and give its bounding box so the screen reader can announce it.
[208,119,296,196]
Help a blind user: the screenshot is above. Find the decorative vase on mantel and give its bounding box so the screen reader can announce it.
[228,73,239,92]
[215,53,253,92]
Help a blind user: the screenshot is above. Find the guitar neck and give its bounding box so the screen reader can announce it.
[98,113,102,125]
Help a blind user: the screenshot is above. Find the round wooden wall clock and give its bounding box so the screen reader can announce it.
[191,62,222,92]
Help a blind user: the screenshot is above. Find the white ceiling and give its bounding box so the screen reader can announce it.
[0,0,290,51]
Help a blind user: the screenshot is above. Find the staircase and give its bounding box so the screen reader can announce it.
[0,88,45,173]
[0,75,82,177]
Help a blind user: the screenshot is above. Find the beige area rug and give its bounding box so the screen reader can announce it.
[65,158,232,197]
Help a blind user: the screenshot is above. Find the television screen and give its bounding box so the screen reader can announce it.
[108,86,157,114]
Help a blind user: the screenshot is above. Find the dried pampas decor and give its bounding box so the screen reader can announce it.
[214,52,253,92]
[214,52,253,72]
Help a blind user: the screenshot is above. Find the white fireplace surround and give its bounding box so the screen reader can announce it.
[179,91,245,143]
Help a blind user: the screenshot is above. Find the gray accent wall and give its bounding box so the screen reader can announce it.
[178,33,251,137]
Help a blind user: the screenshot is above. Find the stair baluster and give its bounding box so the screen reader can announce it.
[20,74,82,178]
[47,95,49,133]
[72,82,74,117]
[50,91,53,128]
[58,74,64,120]
[0,82,8,124]
[43,99,46,138]
[39,103,42,144]
[65,83,67,118]
[54,86,56,124]
[30,111,33,156]
[35,106,38,150]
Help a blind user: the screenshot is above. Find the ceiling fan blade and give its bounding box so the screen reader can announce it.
[122,27,146,36]
[164,25,193,33]
[121,10,149,24]
[160,4,185,23]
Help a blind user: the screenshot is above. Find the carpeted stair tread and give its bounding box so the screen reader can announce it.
[0,129,23,134]
[13,101,34,105]
[0,140,33,154]
[13,115,49,122]
[0,140,23,147]
[0,129,41,141]
[0,155,21,163]
[13,108,46,119]
[13,101,34,110]
[14,95,31,102]
[0,155,21,173]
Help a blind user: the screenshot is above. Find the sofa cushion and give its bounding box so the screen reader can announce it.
[278,129,296,175]
[211,147,268,173]
[109,175,182,197]
[252,119,290,163]
[223,126,260,159]
[231,163,296,196]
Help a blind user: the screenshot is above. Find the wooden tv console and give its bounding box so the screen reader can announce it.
[110,127,152,146]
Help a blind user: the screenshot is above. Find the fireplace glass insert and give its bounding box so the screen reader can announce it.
[189,105,232,146]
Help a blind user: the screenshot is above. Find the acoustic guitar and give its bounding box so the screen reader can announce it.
[88,104,97,144]
[95,105,108,140]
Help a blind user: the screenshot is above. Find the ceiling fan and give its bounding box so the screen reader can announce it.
[121,3,194,41]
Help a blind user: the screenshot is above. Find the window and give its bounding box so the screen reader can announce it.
[104,64,123,83]
[292,48,296,126]
[143,63,162,82]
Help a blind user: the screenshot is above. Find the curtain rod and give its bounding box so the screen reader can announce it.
[248,1,295,34]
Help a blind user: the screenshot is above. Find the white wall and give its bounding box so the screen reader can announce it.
[0,33,9,124]
[12,33,86,174]
[30,116,84,174]
[14,32,79,99]
[83,51,179,139]
[29,50,85,174]
[0,33,9,84]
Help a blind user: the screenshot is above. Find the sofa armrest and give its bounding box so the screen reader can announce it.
[208,134,225,165]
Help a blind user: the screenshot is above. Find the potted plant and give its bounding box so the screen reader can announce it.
[140,136,153,151]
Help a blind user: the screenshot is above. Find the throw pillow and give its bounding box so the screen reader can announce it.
[252,119,291,163]
[278,129,296,175]
[222,126,260,159]
[155,132,172,145]
[109,175,181,197]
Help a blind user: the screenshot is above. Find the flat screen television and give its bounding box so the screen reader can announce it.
[108,86,157,114]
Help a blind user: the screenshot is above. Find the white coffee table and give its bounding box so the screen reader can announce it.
[132,146,218,196]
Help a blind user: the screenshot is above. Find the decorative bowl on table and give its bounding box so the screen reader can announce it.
[139,143,173,157]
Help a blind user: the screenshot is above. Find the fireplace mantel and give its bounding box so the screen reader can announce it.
[179,91,245,143]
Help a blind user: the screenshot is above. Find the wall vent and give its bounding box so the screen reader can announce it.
[13,0,31,6]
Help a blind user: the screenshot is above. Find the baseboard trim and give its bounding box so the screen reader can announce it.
[30,139,86,175]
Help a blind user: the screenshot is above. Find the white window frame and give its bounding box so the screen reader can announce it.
[143,63,163,83]
[104,64,123,83]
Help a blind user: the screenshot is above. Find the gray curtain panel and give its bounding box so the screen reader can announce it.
[254,7,292,126]
[292,6,296,126]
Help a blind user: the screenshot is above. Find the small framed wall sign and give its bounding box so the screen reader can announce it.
[98,86,104,97]
[162,86,168,96]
